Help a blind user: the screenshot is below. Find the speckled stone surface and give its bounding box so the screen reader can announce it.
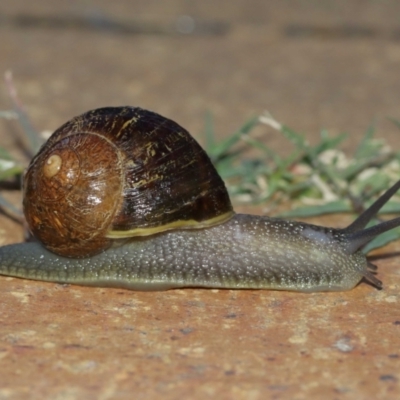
[0,1,400,399]
[0,250,399,399]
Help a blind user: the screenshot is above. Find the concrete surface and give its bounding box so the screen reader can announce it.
[0,1,400,399]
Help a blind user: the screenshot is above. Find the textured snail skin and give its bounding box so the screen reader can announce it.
[0,214,382,292]
[1,106,400,292]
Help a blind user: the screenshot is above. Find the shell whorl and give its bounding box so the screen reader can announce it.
[23,107,233,257]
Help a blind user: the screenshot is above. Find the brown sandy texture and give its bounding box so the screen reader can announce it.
[0,247,399,399]
[0,1,400,399]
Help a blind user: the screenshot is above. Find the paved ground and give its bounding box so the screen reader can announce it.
[0,1,400,399]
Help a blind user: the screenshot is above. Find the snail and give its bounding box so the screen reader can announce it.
[0,106,399,292]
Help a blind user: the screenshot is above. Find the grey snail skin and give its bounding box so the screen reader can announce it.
[0,106,399,292]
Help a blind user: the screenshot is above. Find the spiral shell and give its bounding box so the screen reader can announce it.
[23,107,234,257]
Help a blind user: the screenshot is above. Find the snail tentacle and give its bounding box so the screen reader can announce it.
[344,179,400,233]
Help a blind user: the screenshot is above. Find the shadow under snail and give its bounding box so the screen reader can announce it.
[0,106,399,292]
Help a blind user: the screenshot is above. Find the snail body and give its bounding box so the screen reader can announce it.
[0,214,373,291]
[1,106,400,292]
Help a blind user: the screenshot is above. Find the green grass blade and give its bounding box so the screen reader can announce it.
[208,116,259,161]
[277,200,351,218]
[363,227,400,254]
[354,123,376,158]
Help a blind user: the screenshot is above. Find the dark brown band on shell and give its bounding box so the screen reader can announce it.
[23,107,233,257]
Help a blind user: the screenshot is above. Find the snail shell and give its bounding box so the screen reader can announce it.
[23,107,233,257]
